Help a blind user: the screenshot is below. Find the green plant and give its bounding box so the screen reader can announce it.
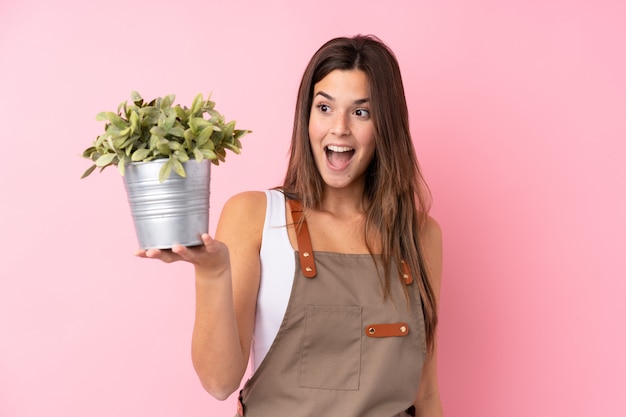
[81,91,251,182]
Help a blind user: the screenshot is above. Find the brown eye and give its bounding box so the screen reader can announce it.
[355,108,370,118]
[317,104,330,112]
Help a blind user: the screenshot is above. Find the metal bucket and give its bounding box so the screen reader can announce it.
[123,159,210,249]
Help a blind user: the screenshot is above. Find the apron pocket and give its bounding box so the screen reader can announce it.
[299,304,362,390]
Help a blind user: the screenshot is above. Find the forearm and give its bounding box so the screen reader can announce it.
[414,390,443,417]
[191,267,248,400]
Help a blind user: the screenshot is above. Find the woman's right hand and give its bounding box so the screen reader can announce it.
[134,233,231,278]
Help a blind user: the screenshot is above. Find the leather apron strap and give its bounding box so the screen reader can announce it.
[287,199,414,285]
[287,199,317,278]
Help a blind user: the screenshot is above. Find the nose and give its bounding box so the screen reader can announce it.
[330,112,350,136]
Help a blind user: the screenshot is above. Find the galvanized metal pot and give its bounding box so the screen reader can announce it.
[123,159,210,249]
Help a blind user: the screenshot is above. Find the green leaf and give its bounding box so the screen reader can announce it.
[94,132,109,149]
[148,135,158,150]
[168,141,182,151]
[191,93,203,115]
[157,138,171,155]
[120,135,138,151]
[105,136,115,152]
[224,142,241,154]
[131,148,151,162]
[211,129,224,144]
[140,107,160,125]
[222,120,235,140]
[160,108,176,130]
[131,91,143,105]
[168,126,185,137]
[118,155,127,175]
[82,146,96,159]
[174,105,188,124]
[159,159,173,183]
[183,128,195,140]
[172,157,186,177]
[174,150,189,162]
[95,153,117,167]
[129,110,140,134]
[80,164,97,179]
[234,129,250,140]
[208,109,224,123]
[96,111,127,128]
[117,100,128,116]
[202,96,215,111]
[193,148,204,162]
[120,126,131,136]
[150,126,167,138]
[183,129,195,149]
[112,135,129,149]
[105,125,130,142]
[189,116,210,134]
[161,94,175,109]
[202,149,217,160]
[197,125,214,146]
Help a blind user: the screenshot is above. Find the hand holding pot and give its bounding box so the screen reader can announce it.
[135,233,231,278]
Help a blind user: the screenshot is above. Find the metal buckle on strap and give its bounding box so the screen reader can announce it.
[400,260,413,285]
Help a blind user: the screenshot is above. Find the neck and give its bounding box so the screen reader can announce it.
[319,184,368,216]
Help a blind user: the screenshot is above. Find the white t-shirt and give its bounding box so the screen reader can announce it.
[251,189,296,371]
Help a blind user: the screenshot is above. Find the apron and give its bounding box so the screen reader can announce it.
[236,200,426,417]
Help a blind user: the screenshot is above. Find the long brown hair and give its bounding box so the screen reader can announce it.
[282,35,437,350]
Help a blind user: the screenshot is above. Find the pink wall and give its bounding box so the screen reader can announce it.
[1,1,625,416]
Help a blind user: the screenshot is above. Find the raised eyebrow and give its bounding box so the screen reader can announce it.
[314,91,370,105]
[314,91,334,101]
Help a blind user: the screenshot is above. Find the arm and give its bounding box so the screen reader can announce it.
[137,191,265,400]
[191,191,265,399]
[414,216,444,417]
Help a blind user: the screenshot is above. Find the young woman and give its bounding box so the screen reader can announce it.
[137,35,443,417]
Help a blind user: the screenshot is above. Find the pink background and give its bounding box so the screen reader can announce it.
[1,1,625,416]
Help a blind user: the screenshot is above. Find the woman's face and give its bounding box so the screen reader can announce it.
[308,69,376,192]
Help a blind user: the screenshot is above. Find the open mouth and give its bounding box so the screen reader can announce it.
[325,145,355,169]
